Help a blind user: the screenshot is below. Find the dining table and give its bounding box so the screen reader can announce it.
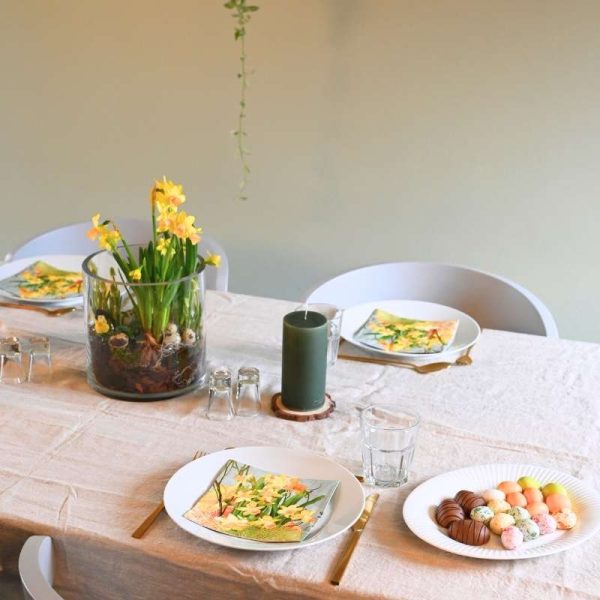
[1,290,599,600]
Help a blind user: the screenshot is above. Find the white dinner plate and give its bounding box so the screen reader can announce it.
[0,255,86,307]
[341,300,480,362]
[403,463,600,560]
[164,446,365,551]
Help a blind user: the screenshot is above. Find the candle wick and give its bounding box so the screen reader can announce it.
[303,304,308,320]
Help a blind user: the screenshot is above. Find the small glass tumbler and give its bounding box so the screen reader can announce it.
[295,303,343,366]
[207,366,234,421]
[235,367,261,417]
[26,336,52,383]
[0,337,23,384]
[360,404,420,487]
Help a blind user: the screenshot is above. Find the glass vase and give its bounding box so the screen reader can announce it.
[82,246,207,401]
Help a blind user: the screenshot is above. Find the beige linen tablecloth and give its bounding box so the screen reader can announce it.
[1,292,599,600]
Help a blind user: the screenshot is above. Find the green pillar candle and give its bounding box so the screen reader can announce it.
[281,310,328,411]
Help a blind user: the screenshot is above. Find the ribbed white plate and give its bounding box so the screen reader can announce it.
[403,464,600,560]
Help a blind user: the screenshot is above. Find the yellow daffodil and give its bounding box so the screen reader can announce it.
[151,176,186,212]
[205,253,221,267]
[169,210,202,245]
[94,315,110,334]
[277,504,303,518]
[156,236,171,256]
[129,268,142,281]
[87,213,121,251]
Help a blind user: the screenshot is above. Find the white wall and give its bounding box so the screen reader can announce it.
[1,0,599,341]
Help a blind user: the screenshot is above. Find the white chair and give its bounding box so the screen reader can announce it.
[5,218,229,292]
[19,536,64,600]
[303,262,558,337]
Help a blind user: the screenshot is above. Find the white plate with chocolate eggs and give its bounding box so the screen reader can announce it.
[402,464,600,560]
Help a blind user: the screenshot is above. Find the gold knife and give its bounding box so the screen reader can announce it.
[331,493,379,585]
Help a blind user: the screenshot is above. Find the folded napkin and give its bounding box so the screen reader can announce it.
[354,308,459,354]
[0,261,83,300]
[184,459,339,542]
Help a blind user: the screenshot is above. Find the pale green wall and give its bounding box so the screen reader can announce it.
[1,0,598,341]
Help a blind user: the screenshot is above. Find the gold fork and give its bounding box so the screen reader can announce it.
[132,449,205,539]
[0,302,77,317]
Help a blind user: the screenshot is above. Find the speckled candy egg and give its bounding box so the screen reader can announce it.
[501,526,524,550]
[507,506,530,523]
[532,513,557,535]
[526,502,549,517]
[487,499,511,514]
[498,481,522,495]
[482,488,506,502]
[470,506,494,524]
[516,518,540,542]
[506,492,527,508]
[546,493,571,514]
[490,513,515,535]
[554,509,577,530]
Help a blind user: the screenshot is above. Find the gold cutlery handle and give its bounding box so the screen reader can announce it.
[131,450,204,539]
[132,501,165,539]
[330,529,362,585]
[0,302,76,316]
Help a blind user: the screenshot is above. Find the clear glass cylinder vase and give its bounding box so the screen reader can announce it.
[82,246,207,401]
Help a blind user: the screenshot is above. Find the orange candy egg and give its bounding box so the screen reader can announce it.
[546,493,571,514]
[506,492,527,507]
[523,488,544,504]
[526,502,549,517]
[498,481,522,495]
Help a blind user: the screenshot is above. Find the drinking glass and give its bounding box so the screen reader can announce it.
[235,367,261,417]
[26,336,52,383]
[207,366,234,421]
[0,337,23,384]
[360,404,420,487]
[295,303,343,366]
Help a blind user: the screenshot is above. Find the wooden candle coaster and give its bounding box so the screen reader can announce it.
[271,393,335,422]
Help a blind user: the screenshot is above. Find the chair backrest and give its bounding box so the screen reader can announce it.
[5,219,229,291]
[19,536,64,600]
[304,262,558,337]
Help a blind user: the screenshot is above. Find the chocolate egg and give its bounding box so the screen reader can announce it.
[454,490,485,513]
[546,493,571,514]
[448,519,490,546]
[498,481,522,495]
[506,492,527,508]
[436,499,465,528]
[523,488,544,504]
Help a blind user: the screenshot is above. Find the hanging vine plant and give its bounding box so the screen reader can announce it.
[224,0,259,200]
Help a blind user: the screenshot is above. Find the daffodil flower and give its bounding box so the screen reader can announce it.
[205,253,221,267]
[156,236,171,256]
[129,268,142,281]
[94,315,110,334]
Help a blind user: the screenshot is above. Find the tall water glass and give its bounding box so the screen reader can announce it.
[207,367,234,421]
[361,404,420,487]
[0,337,23,384]
[235,367,261,417]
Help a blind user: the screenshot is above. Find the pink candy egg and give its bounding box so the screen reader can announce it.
[498,481,522,495]
[532,513,557,535]
[546,493,571,514]
[523,488,543,504]
[526,502,549,517]
[501,525,524,550]
[506,492,527,508]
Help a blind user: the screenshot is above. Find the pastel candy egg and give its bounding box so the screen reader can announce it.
[532,513,557,535]
[506,492,527,508]
[501,525,524,550]
[542,482,568,498]
[487,499,511,514]
[523,488,544,504]
[554,509,577,530]
[517,476,541,490]
[490,513,515,535]
[482,488,505,502]
[470,506,494,524]
[507,506,530,522]
[546,493,571,514]
[516,518,540,542]
[498,481,522,495]
[526,502,549,517]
